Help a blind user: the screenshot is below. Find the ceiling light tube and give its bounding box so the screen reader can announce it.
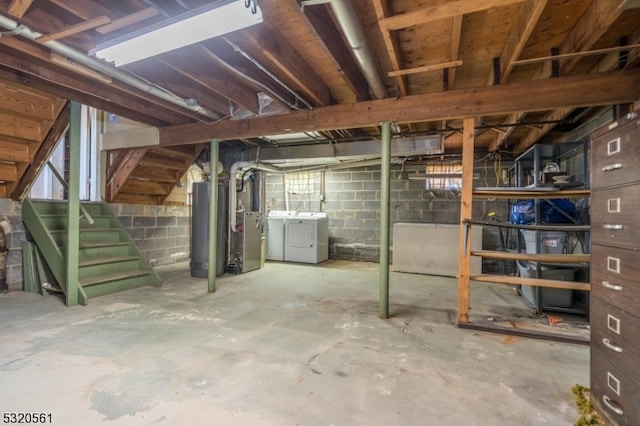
[92,0,263,66]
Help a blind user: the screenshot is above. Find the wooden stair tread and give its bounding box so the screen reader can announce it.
[40,214,110,218]
[80,270,151,287]
[79,255,139,267]
[50,228,118,233]
[79,242,130,249]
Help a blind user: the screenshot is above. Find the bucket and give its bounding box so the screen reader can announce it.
[520,230,567,254]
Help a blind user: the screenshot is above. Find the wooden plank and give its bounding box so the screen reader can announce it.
[113,192,161,205]
[470,274,591,291]
[158,69,640,146]
[0,184,6,198]
[379,0,525,31]
[49,53,112,84]
[457,117,475,324]
[96,8,159,34]
[463,219,590,232]
[0,139,30,162]
[0,163,18,181]
[373,0,408,96]
[129,167,180,183]
[10,103,69,200]
[498,0,548,83]
[514,44,640,66]
[473,189,590,199]
[37,16,111,43]
[487,111,526,151]
[138,152,189,169]
[105,148,149,201]
[389,60,463,77]
[458,322,589,345]
[8,0,33,18]
[513,108,572,152]
[471,250,590,263]
[241,24,331,106]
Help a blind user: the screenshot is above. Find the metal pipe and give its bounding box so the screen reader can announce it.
[0,14,218,120]
[302,0,386,99]
[379,121,391,319]
[208,139,219,293]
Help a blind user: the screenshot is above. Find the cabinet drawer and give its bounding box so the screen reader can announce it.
[590,297,640,384]
[591,113,640,188]
[591,245,640,313]
[591,186,640,249]
[591,349,640,426]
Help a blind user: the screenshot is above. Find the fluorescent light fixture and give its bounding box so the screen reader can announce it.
[92,0,263,66]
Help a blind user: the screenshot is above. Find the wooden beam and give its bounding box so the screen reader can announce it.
[240,25,331,106]
[106,148,149,202]
[373,0,409,96]
[457,117,475,324]
[379,0,525,31]
[498,0,548,83]
[37,16,111,43]
[471,274,591,292]
[448,15,463,88]
[49,53,112,84]
[471,250,590,263]
[96,8,159,34]
[513,44,640,66]
[558,0,628,74]
[8,0,33,18]
[158,69,640,146]
[10,103,69,201]
[389,60,463,77]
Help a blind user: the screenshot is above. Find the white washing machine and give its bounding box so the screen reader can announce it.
[284,212,329,264]
[266,211,297,261]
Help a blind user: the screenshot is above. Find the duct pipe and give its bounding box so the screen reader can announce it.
[302,0,386,99]
[0,15,219,120]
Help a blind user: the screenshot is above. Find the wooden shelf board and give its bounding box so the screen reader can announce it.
[472,189,590,199]
[463,219,590,232]
[470,250,590,263]
[470,274,590,291]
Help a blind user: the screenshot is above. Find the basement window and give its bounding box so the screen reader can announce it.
[285,172,316,195]
[424,162,463,191]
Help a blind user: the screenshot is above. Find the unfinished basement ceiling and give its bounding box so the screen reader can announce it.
[0,0,639,202]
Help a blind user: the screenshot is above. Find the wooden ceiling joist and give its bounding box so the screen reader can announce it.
[47,0,111,21]
[373,0,409,96]
[159,69,640,145]
[448,15,463,89]
[96,8,159,34]
[7,0,33,18]
[379,0,526,31]
[36,16,111,43]
[240,25,331,106]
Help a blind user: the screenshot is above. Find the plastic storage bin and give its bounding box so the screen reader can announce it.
[517,261,575,308]
[520,230,567,254]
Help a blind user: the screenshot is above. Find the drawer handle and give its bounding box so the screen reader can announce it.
[601,163,623,172]
[602,395,624,416]
[602,281,623,291]
[603,224,623,230]
[602,338,623,353]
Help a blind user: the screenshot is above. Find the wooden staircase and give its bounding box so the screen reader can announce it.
[22,198,162,305]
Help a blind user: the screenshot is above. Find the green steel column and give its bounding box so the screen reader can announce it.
[208,139,219,293]
[66,102,81,306]
[379,121,391,319]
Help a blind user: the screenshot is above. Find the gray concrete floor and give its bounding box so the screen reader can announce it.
[0,260,589,425]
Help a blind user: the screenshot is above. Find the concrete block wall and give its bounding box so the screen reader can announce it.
[265,163,509,264]
[0,199,26,291]
[109,203,191,267]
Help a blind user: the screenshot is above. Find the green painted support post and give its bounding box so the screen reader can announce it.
[208,139,219,293]
[66,102,81,306]
[379,121,391,319]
